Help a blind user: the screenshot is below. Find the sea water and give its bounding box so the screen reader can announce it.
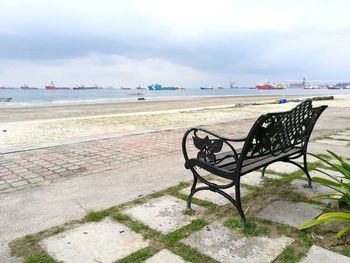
[0,88,349,107]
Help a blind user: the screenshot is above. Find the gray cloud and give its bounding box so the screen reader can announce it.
[1,0,350,86]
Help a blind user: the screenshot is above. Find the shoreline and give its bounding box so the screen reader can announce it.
[1,94,349,154]
[0,94,341,123]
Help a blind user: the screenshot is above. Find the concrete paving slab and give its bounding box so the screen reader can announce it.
[241,171,280,187]
[308,142,350,159]
[329,134,350,141]
[180,180,251,205]
[182,223,293,263]
[0,244,20,263]
[0,155,190,261]
[144,249,186,263]
[314,139,349,147]
[123,195,203,234]
[338,130,350,137]
[266,162,300,174]
[294,155,319,164]
[256,201,322,228]
[299,245,350,263]
[290,179,337,204]
[42,218,149,263]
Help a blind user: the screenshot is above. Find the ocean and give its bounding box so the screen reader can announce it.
[1,88,349,107]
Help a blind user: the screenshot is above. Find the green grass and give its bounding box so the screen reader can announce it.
[24,253,58,263]
[277,246,300,263]
[224,217,270,237]
[116,247,159,263]
[162,219,208,246]
[52,227,65,234]
[83,210,109,222]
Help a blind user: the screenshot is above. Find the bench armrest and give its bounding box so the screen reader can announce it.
[182,127,242,166]
[189,127,246,142]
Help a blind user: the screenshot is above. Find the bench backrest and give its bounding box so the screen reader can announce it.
[240,99,327,161]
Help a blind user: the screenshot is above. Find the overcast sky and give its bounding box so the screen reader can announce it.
[1,0,350,87]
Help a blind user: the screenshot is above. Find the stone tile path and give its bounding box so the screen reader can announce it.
[300,245,350,263]
[256,200,322,228]
[182,223,293,263]
[290,179,337,204]
[42,218,149,263]
[144,249,186,263]
[240,171,280,187]
[314,139,349,147]
[266,162,301,174]
[123,195,203,234]
[25,168,350,262]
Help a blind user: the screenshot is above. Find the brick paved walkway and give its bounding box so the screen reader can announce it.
[0,119,254,193]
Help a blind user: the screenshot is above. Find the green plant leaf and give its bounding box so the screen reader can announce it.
[318,212,350,220]
[313,168,342,183]
[336,226,350,239]
[323,216,350,224]
[298,219,321,230]
[328,151,350,172]
[311,177,341,188]
[306,193,335,202]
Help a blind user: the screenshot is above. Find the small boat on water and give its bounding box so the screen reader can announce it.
[200,86,214,90]
[148,84,177,90]
[136,86,146,90]
[46,81,70,90]
[21,84,38,89]
[74,84,103,90]
[0,98,12,102]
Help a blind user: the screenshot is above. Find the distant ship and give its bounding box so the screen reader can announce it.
[120,87,131,90]
[45,81,70,90]
[73,85,86,90]
[21,84,38,89]
[73,84,104,90]
[256,81,284,90]
[148,84,177,90]
[200,86,214,90]
[217,85,224,89]
[0,97,12,102]
[136,86,146,90]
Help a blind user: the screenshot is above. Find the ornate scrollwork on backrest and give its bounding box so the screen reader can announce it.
[245,100,315,158]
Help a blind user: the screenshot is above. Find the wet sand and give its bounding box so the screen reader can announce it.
[0,94,314,122]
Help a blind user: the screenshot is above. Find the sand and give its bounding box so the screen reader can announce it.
[1,94,349,153]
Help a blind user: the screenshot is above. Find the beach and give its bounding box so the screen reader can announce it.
[1,94,350,153]
[1,93,350,262]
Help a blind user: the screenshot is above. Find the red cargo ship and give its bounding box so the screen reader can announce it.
[256,81,284,90]
[45,81,70,90]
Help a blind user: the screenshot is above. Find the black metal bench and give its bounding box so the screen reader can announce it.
[182,99,327,224]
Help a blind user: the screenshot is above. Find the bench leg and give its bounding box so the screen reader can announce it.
[303,154,312,188]
[261,165,268,177]
[235,184,247,225]
[186,176,198,211]
[286,155,312,188]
